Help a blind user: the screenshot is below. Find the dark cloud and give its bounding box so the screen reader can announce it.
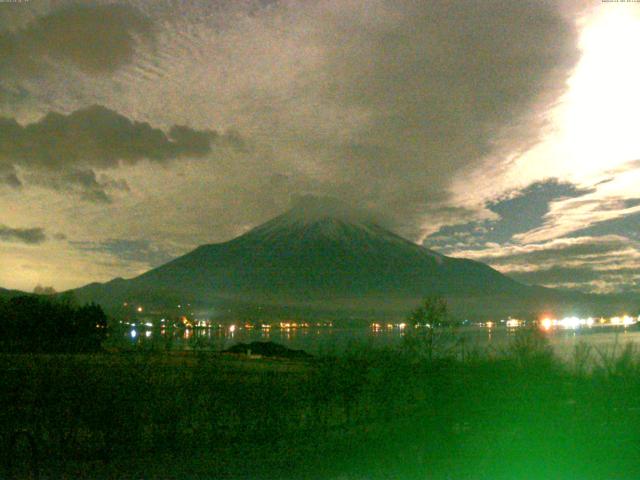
[71,238,174,268]
[308,0,582,231]
[508,265,639,287]
[568,211,640,242]
[0,1,598,291]
[425,179,591,252]
[3,172,21,188]
[0,4,154,76]
[23,168,130,204]
[288,194,379,224]
[0,224,46,244]
[449,235,640,293]
[0,105,220,201]
[0,164,21,188]
[0,105,218,168]
[489,237,633,266]
[425,178,640,293]
[623,199,640,209]
[81,0,584,240]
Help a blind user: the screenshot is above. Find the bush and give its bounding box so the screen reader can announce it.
[504,326,554,369]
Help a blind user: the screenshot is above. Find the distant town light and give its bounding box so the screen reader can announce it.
[505,318,521,328]
[559,316,580,330]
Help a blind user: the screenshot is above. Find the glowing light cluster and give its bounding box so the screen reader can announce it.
[541,316,595,330]
[371,322,415,331]
[610,315,636,327]
[505,318,522,328]
[539,315,636,330]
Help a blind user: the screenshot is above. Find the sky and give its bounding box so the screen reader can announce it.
[0,0,639,294]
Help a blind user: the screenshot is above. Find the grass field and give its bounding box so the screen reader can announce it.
[3,330,640,479]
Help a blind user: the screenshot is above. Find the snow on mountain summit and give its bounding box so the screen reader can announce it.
[239,204,444,261]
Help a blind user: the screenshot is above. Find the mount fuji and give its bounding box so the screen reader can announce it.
[71,202,616,320]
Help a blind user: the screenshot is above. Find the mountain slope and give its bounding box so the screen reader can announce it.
[0,287,28,300]
[138,211,522,297]
[72,206,629,319]
[72,207,527,316]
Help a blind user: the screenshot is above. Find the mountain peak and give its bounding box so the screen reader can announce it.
[72,200,529,319]
[283,195,376,225]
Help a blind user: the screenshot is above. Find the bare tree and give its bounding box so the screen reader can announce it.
[402,296,457,362]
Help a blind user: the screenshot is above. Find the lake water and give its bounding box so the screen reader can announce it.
[125,324,640,360]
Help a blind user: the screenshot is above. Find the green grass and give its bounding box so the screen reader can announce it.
[3,331,640,479]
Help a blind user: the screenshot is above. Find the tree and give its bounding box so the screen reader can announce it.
[402,296,456,362]
[33,284,57,295]
[74,303,108,350]
[0,295,107,352]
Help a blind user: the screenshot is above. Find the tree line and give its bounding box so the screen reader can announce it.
[0,294,107,353]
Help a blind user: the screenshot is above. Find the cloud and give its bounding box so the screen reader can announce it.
[0,105,218,168]
[453,235,635,263]
[507,265,639,288]
[0,164,21,188]
[0,3,154,76]
[302,0,582,235]
[424,176,640,294]
[287,194,379,224]
[0,105,220,201]
[449,235,640,293]
[0,0,591,290]
[1,0,582,235]
[24,168,126,204]
[514,164,640,243]
[0,224,46,244]
[424,179,591,252]
[70,238,175,269]
[569,211,640,241]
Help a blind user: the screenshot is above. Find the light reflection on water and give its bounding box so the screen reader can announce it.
[122,325,640,358]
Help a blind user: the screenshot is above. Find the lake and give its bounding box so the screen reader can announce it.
[124,323,640,360]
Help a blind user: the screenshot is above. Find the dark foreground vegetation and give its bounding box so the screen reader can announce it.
[0,295,106,353]
[3,327,640,479]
